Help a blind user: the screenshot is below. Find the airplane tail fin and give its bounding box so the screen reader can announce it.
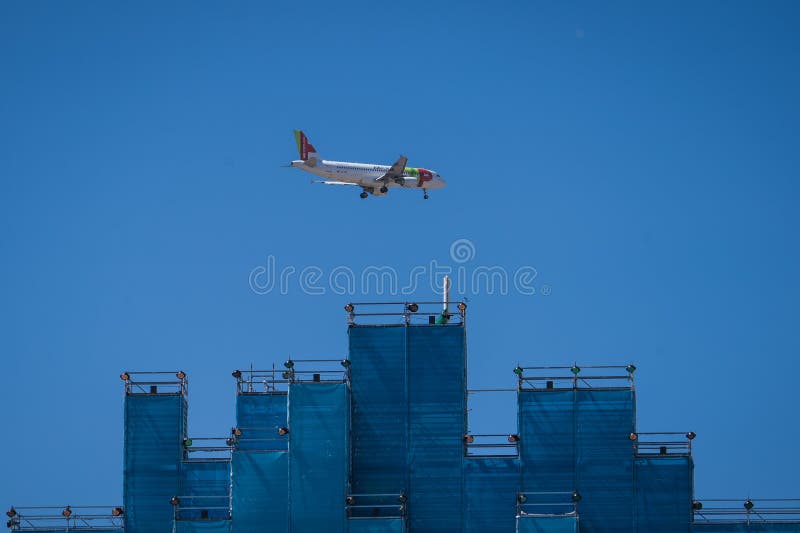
[294,130,320,162]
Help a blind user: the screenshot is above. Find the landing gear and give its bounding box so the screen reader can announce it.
[423,189,429,200]
[360,192,368,199]
[379,186,388,194]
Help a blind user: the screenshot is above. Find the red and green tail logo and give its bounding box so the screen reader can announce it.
[294,130,317,160]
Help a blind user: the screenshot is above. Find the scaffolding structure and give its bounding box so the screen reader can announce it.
[6,302,800,532]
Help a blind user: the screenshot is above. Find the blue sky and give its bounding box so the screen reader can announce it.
[1,0,799,509]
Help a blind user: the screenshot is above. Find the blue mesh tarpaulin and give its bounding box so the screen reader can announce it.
[464,457,519,532]
[288,382,348,532]
[517,516,579,532]
[179,459,231,521]
[347,518,406,532]
[693,525,800,532]
[176,521,232,533]
[231,451,287,532]
[635,456,692,532]
[236,392,287,451]
[575,389,634,532]
[349,326,408,497]
[407,325,466,532]
[519,390,576,496]
[124,394,185,533]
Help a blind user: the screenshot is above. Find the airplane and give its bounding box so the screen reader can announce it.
[288,130,446,199]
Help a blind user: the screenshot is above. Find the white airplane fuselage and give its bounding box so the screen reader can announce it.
[291,159,446,196]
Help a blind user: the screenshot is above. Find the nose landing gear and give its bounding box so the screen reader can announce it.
[423,189,429,200]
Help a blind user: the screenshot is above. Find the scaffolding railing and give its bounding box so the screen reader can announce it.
[464,434,520,457]
[516,364,636,391]
[344,301,467,326]
[228,426,288,451]
[345,493,408,520]
[232,360,348,394]
[120,370,188,396]
[516,491,580,518]
[633,432,695,456]
[5,505,124,531]
[172,495,231,521]
[182,437,233,459]
[693,498,800,524]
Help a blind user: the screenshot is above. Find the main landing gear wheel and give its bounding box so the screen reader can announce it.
[360,192,368,199]
[379,186,388,194]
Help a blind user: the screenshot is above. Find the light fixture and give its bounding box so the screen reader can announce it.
[692,501,703,511]
[744,499,754,511]
[284,360,294,369]
[6,508,16,519]
[686,431,696,440]
[517,493,527,504]
[513,366,523,376]
[231,370,242,379]
[120,372,129,381]
[570,365,581,375]
[62,506,72,518]
[626,364,637,374]
[407,303,419,313]
[182,438,192,447]
[629,433,638,441]
[463,435,474,444]
[344,303,354,313]
[111,507,124,517]
[457,302,467,311]
[176,371,186,380]
[232,427,242,437]
[277,427,289,435]
[340,359,351,368]
[345,496,355,505]
[398,494,407,504]
[572,491,582,503]
[508,434,520,443]
[226,437,235,446]
[170,497,180,506]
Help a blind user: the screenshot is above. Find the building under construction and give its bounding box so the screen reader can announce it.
[6,301,800,532]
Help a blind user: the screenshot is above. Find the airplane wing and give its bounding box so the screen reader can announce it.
[376,155,408,182]
[311,180,359,187]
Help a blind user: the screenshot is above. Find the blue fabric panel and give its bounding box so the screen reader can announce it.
[347,518,406,532]
[635,456,692,532]
[519,390,575,494]
[575,389,635,532]
[236,393,288,451]
[517,516,579,532]
[464,457,520,532]
[407,325,466,532]
[231,451,287,532]
[176,521,232,533]
[693,525,800,532]
[348,326,408,496]
[124,394,185,533]
[180,460,231,520]
[288,382,348,532]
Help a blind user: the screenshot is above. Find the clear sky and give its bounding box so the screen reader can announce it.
[1,0,799,509]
